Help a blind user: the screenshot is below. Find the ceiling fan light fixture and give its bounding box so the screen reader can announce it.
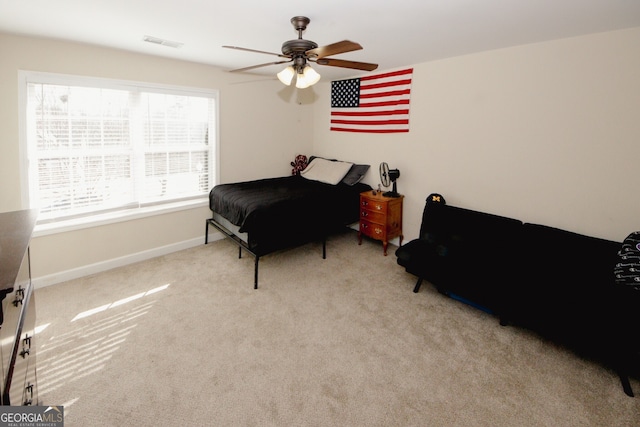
[295,74,309,89]
[277,66,295,85]
[294,65,321,89]
[304,65,321,86]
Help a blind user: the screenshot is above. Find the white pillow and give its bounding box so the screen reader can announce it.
[300,157,353,185]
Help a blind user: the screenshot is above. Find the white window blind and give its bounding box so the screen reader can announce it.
[22,73,217,224]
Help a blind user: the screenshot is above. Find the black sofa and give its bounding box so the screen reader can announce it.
[396,193,639,396]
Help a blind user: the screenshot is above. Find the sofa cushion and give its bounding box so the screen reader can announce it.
[395,239,451,285]
[505,223,622,346]
[520,223,620,292]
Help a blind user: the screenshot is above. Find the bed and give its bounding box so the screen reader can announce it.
[205,157,371,288]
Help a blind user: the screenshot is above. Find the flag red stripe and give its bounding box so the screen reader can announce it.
[331,119,409,126]
[359,99,410,108]
[361,79,412,90]
[360,89,411,99]
[359,68,413,81]
[331,109,409,117]
[330,127,410,133]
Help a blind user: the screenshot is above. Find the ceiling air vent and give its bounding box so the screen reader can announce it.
[143,35,184,48]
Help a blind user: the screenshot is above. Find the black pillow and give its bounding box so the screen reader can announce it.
[341,164,370,186]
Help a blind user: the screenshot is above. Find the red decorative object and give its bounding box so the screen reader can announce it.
[291,154,308,175]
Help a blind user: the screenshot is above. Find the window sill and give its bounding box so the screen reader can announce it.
[33,199,208,237]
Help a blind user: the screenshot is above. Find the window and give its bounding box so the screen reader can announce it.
[20,72,218,227]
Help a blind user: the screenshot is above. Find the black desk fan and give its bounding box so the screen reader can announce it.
[379,162,401,197]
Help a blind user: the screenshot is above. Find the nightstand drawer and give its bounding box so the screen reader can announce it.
[360,209,386,224]
[360,220,386,240]
[361,198,387,213]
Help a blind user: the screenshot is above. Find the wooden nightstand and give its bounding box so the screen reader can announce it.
[358,191,404,255]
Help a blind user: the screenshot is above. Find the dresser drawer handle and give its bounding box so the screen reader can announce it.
[24,383,34,405]
[361,212,368,217]
[12,287,24,307]
[20,334,32,359]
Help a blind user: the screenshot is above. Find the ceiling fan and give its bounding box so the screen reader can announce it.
[223,16,378,88]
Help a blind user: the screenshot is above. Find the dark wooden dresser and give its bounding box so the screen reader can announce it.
[0,209,39,406]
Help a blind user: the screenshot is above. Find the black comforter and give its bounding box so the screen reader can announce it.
[209,175,370,234]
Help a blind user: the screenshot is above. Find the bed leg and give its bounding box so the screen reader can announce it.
[413,278,424,293]
[254,256,259,289]
[204,219,210,244]
[322,237,326,259]
[238,246,242,259]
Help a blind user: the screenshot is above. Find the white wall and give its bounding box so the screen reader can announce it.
[2,27,638,285]
[312,27,640,243]
[0,33,313,284]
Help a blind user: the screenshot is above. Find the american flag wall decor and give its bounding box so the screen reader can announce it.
[330,68,413,133]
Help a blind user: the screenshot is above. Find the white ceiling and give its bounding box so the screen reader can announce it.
[1,0,639,81]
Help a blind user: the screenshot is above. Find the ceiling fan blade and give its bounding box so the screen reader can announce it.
[230,60,292,73]
[305,40,362,59]
[314,58,378,72]
[222,45,290,59]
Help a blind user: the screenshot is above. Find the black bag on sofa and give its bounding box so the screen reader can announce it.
[614,231,640,291]
[612,232,640,396]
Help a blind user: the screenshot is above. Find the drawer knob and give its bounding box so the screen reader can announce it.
[12,287,24,307]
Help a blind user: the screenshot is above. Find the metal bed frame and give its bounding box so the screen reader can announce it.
[205,217,326,289]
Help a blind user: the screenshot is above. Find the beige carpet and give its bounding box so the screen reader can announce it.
[34,229,640,426]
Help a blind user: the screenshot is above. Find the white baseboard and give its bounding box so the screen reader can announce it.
[32,231,223,289]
